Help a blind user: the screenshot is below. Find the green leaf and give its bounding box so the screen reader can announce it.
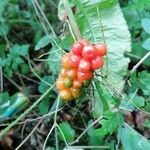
[142,38,150,50]
[92,80,109,118]
[119,123,150,150]
[94,111,123,138]
[58,0,131,90]
[38,98,49,115]
[35,35,52,51]
[142,18,150,34]
[138,71,150,96]
[58,122,75,143]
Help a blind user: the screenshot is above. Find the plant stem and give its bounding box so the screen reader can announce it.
[130,51,150,75]
[63,0,82,40]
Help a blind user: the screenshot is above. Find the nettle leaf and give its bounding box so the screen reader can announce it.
[58,121,75,143]
[142,18,150,34]
[58,0,131,90]
[35,35,52,51]
[94,110,124,138]
[142,38,150,50]
[119,123,150,150]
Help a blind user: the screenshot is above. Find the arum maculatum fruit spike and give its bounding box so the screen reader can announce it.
[56,39,107,101]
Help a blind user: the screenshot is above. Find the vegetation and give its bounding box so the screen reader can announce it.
[0,0,150,149]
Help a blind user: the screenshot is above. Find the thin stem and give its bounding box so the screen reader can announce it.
[63,0,82,40]
[15,120,42,150]
[32,0,48,35]
[34,0,57,38]
[3,73,22,91]
[66,146,109,149]
[69,116,103,145]
[67,20,76,42]
[43,125,55,150]
[130,51,150,75]
[28,55,51,86]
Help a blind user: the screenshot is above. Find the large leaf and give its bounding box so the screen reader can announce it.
[58,0,131,90]
[119,123,150,150]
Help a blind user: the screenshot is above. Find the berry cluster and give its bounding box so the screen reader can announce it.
[56,39,107,101]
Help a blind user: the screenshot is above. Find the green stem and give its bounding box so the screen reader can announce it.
[63,0,82,40]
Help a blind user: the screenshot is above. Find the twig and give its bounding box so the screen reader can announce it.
[34,0,57,38]
[63,0,82,40]
[66,145,109,149]
[69,116,103,145]
[3,73,22,91]
[15,120,42,150]
[42,96,60,150]
[32,0,48,35]
[130,51,150,75]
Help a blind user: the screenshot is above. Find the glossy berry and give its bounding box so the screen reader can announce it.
[82,45,97,60]
[78,59,91,72]
[72,42,84,56]
[95,43,107,56]
[60,89,73,101]
[66,68,77,79]
[69,54,81,68]
[64,77,73,88]
[71,88,81,98]
[62,53,71,68]
[56,78,66,90]
[77,71,93,82]
[73,79,82,88]
[91,56,104,70]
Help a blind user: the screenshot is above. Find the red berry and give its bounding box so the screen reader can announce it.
[91,56,104,70]
[95,43,107,56]
[78,59,91,72]
[82,45,97,60]
[71,42,84,55]
[77,71,93,82]
[69,54,81,68]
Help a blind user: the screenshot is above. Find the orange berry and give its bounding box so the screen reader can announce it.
[62,53,71,68]
[60,89,73,101]
[56,78,66,90]
[73,79,82,88]
[71,88,81,98]
[66,68,77,79]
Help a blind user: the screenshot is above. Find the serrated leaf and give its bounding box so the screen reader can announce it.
[142,38,150,50]
[119,123,150,150]
[35,35,52,51]
[94,111,123,138]
[58,122,75,143]
[58,0,131,90]
[142,18,150,34]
